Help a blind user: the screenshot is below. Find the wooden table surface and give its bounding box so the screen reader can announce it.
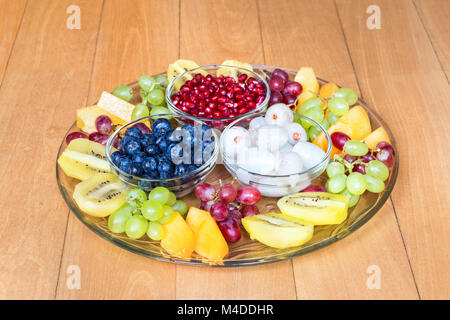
[0,0,448,300]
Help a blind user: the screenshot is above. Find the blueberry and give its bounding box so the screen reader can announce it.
[168,128,183,143]
[167,143,183,162]
[111,151,123,165]
[156,135,169,153]
[123,139,142,155]
[142,133,156,146]
[152,118,172,137]
[157,153,170,163]
[159,172,172,179]
[125,127,144,140]
[118,156,132,173]
[181,124,195,138]
[130,161,143,176]
[144,144,158,156]
[132,152,147,163]
[119,136,133,150]
[143,156,158,174]
[174,164,189,176]
[188,164,198,172]
[158,159,174,177]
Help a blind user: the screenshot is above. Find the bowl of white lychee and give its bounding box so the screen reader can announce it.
[220,103,332,197]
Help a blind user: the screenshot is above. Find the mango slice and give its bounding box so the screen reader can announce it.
[161,212,195,259]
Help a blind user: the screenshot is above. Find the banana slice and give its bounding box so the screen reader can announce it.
[57,139,117,181]
[242,213,314,249]
[167,59,207,91]
[73,173,128,217]
[217,60,254,79]
[277,192,349,225]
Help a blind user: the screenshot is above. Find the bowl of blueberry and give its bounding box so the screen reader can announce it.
[166,64,270,130]
[106,114,219,197]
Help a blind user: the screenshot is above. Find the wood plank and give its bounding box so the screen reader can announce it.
[336,0,450,299]
[259,0,419,299]
[0,0,27,85]
[0,0,103,299]
[56,0,179,299]
[414,0,450,80]
[175,0,296,300]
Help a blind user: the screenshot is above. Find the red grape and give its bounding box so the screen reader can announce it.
[269,91,283,106]
[133,122,151,134]
[218,218,242,243]
[283,93,296,105]
[218,184,237,203]
[302,185,327,192]
[272,68,289,82]
[374,141,395,170]
[269,76,285,91]
[331,131,351,150]
[236,186,261,205]
[89,132,110,145]
[95,115,112,135]
[200,200,214,211]
[282,81,303,97]
[344,154,358,163]
[195,183,216,201]
[352,163,366,174]
[360,152,375,163]
[66,132,88,144]
[228,204,243,225]
[241,205,260,218]
[210,201,229,222]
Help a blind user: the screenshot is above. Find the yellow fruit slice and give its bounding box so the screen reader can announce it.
[186,207,228,261]
[73,173,128,217]
[363,127,391,149]
[242,213,314,249]
[76,105,126,134]
[167,59,207,91]
[217,60,253,79]
[58,139,116,180]
[295,67,319,107]
[97,91,135,122]
[278,192,349,225]
[161,211,196,259]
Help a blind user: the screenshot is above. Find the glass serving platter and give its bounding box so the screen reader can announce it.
[56,65,398,266]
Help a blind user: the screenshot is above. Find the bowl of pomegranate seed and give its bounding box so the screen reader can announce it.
[166,64,270,130]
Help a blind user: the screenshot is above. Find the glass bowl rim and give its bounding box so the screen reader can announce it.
[221,111,332,178]
[165,64,271,122]
[105,114,220,183]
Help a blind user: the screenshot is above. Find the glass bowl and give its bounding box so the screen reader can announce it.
[56,64,398,266]
[105,114,219,198]
[221,112,332,197]
[166,64,271,130]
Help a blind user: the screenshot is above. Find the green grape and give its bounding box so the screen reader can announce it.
[147,221,165,240]
[366,160,389,181]
[365,175,385,193]
[125,215,148,239]
[112,85,134,102]
[326,162,346,178]
[150,106,172,119]
[141,200,164,221]
[298,97,322,114]
[346,172,367,195]
[327,111,340,125]
[139,75,155,91]
[148,186,170,204]
[126,189,147,208]
[327,97,349,116]
[301,107,324,129]
[321,119,330,130]
[159,205,175,224]
[131,103,150,121]
[167,191,177,206]
[341,189,360,208]
[308,125,321,141]
[148,88,165,105]
[108,203,134,233]
[326,174,347,193]
[343,140,369,156]
[334,88,358,105]
[154,74,168,87]
[172,200,188,216]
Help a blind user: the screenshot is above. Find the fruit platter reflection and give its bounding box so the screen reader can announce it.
[57,59,396,265]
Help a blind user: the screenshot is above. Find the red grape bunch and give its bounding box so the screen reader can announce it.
[194,182,262,243]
